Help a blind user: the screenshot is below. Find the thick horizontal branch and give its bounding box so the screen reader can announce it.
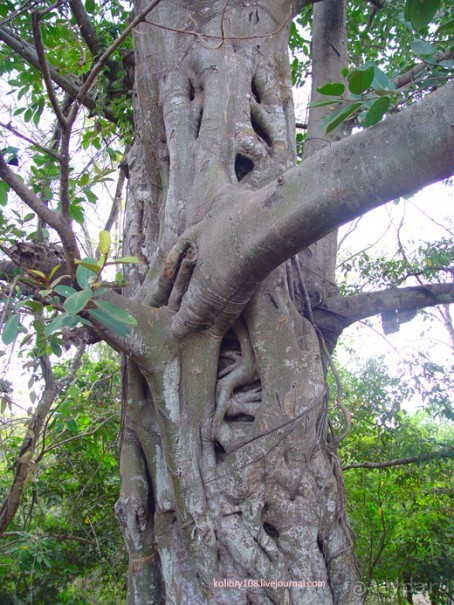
[312,283,454,337]
[343,448,454,471]
[169,82,454,336]
[393,50,453,90]
[0,25,116,123]
[238,82,454,281]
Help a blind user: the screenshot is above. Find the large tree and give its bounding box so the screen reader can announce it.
[0,0,453,603]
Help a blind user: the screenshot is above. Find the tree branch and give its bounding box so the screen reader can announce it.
[31,10,67,128]
[0,121,60,161]
[69,0,99,57]
[393,51,453,90]
[67,0,165,125]
[313,283,454,337]
[0,154,80,280]
[0,25,116,123]
[165,82,454,336]
[343,448,454,471]
[0,345,85,536]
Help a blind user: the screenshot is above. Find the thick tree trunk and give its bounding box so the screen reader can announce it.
[115,1,360,603]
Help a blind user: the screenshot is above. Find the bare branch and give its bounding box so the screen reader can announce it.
[343,448,454,471]
[313,283,454,338]
[31,10,67,128]
[0,121,60,161]
[0,153,80,280]
[103,163,126,234]
[69,0,99,56]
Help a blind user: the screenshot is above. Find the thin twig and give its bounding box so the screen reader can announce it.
[343,448,454,470]
[31,11,67,128]
[0,121,60,161]
[142,4,292,45]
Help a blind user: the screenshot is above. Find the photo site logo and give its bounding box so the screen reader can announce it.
[213,579,326,589]
[351,580,452,597]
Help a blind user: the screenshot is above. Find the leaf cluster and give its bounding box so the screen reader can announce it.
[331,355,453,598]
[0,352,126,604]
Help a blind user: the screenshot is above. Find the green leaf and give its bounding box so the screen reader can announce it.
[347,66,375,95]
[79,172,90,187]
[0,181,10,206]
[369,64,396,91]
[49,338,63,357]
[404,0,413,23]
[325,102,363,134]
[69,204,84,224]
[63,289,93,314]
[437,19,454,35]
[2,314,20,345]
[54,285,77,298]
[88,308,132,338]
[111,256,142,264]
[44,312,78,337]
[97,230,111,256]
[316,82,345,96]
[48,264,61,280]
[28,269,46,279]
[67,418,78,434]
[75,259,102,272]
[85,0,95,13]
[76,257,99,289]
[364,97,391,127]
[410,39,437,55]
[407,0,441,31]
[94,300,137,325]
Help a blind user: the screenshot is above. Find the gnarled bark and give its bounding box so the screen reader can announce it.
[117,1,360,603]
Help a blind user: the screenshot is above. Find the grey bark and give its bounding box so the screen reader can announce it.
[116,1,362,603]
[109,1,454,603]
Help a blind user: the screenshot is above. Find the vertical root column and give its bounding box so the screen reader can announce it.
[116,435,164,605]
